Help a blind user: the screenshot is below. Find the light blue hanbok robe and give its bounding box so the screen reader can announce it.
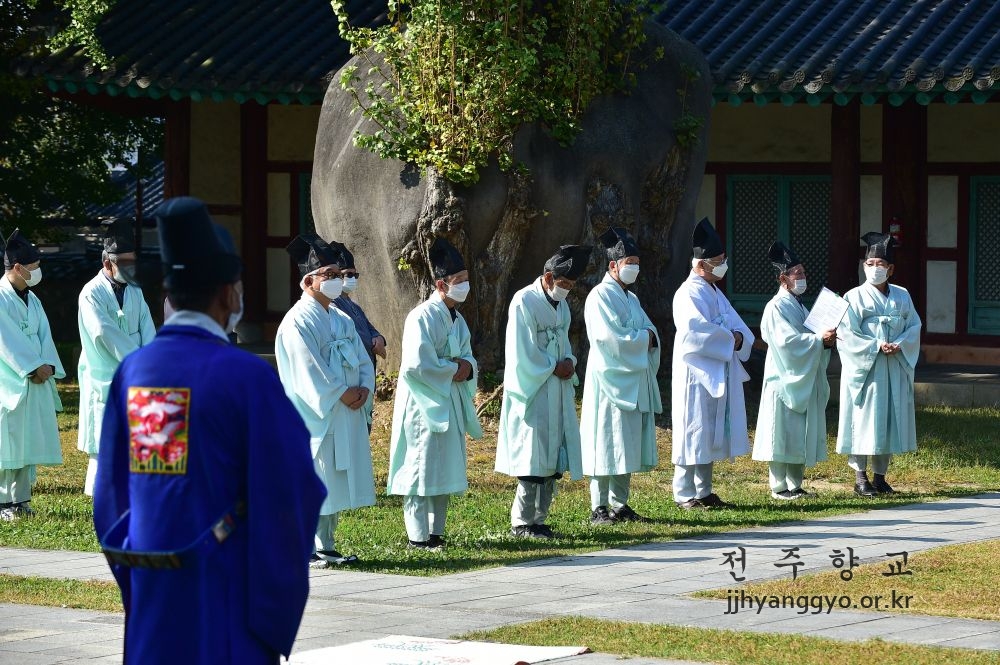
[0,278,65,469]
[752,288,830,466]
[580,273,662,477]
[671,272,753,465]
[276,295,376,515]
[388,295,483,497]
[495,279,582,480]
[836,282,921,456]
[77,271,155,457]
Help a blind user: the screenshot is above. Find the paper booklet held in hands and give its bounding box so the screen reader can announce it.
[803,287,849,334]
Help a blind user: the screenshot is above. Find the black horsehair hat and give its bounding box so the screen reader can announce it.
[692,218,724,259]
[155,197,242,288]
[861,231,896,263]
[598,227,639,262]
[103,218,136,255]
[286,234,341,278]
[767,240,801,273]
[2,229,41,271]
[429,238,466,279]
[328,240,355,270]
[544,245,592,280]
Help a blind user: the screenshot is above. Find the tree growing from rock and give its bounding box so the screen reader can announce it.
[315,0,712,374]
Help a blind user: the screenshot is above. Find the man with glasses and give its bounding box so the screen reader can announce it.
[0,229,64,521]
[77,219,155,496]
[581,228,661,525]
[837,232,920,497]
[387,237,482,549]
[752,241,835,500]
[496,245,591,538]
[277,234,375,566]
[330,241,386,429]
[671,218,753,510]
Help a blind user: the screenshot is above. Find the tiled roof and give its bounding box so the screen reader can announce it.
[658,0,1000,105]
[22,0,385,105]
[23,1,1000,106]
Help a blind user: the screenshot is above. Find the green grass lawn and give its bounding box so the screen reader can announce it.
[1,385,998,577]
[462,617,1000,665]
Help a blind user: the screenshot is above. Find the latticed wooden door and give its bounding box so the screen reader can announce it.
[726,175,831,325]
[970,177,1000,335]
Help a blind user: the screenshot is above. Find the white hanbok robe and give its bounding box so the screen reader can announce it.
[388,295,483,497]
[276,295,376,515]
[752,288,830,466]
[580,273,662,477]
[836,282,921,456]
[0,278,65,469]
[77,272,155,456]
[671,272,753,465]
[495,279,582,480]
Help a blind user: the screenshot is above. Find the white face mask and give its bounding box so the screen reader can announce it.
[548,285,570,301]
[319,277,344,300]
[617,263,640,285]
[113,263,138,286]
[790,278,807,295]
[23,267,42,287]
[447,280,471,303]
[226,291,244,334]
[709,260,728,279]
[342,276,358,293]
[864,265,888,285]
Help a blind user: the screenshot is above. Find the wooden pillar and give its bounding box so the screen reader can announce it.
[163,100,191,198]
[881,103,926,299]
[829,101,861,295]
[241,102,268,322]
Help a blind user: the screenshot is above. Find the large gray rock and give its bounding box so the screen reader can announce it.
[312,22,712,375]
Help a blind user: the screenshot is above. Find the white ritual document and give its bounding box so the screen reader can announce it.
[803,287,850,334]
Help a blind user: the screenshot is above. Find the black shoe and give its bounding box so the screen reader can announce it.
[530,524,555,539]
[590,506,614,525]
[609,504,652,523]
[511,525,535,538]
[317,549,358,565]
[427,535,446,549]
[675,498,706,510]
[873,477,895,494]
[771,490,797,500]
[308,554,331,569]
[700,493,732,509]
[790,488,811,498]
[854,480,877,497]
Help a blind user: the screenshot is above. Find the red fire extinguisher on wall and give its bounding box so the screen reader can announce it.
[889,216,903,247]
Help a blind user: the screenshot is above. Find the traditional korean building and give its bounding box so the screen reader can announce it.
[24,0,1000,361]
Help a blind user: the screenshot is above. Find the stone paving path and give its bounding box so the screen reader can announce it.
[2,493,999,664]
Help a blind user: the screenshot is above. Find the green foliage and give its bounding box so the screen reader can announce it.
[1,1,161,238]
[43,0,117,68]
[332,0,663,185]
[673,62,704,149]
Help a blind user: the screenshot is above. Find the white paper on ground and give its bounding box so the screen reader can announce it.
[287,635,590,665]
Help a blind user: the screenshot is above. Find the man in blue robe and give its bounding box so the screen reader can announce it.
[752,241,835,499]
[580,228,661,525]
[387,238,482,549]
[837,232,921,496]
[78,220,155,496]
[93,197,325,665]
[0,229,65,521]
[495,245,590,538]
[330,241,386,428]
